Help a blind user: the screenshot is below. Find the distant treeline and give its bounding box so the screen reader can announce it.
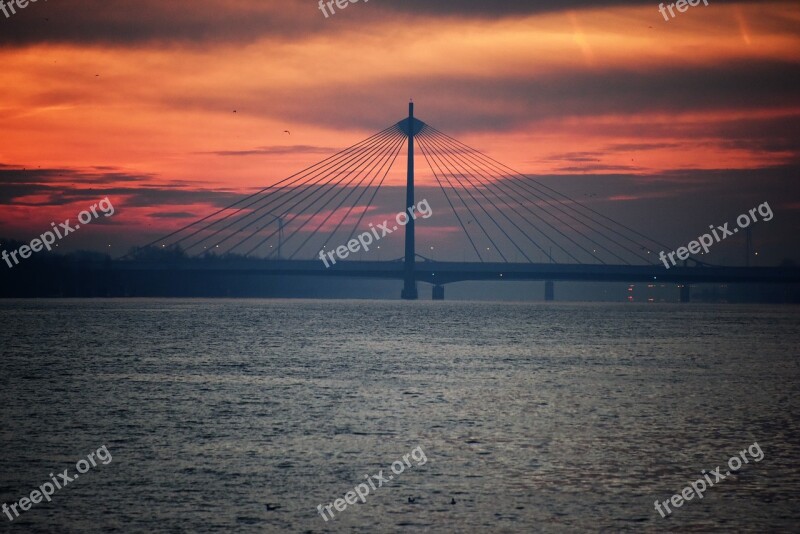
[0,239,798,301]
[0,240,397,298]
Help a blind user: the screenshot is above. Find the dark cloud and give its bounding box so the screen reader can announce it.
[0,167,151,204]
[148,211,200,219]
[2,163,797,264]
[174,60,800,136]
[0,0,312,47]
[0,0,785,47]
[204,145,339,157]
[425,60,800,132]
[545,151,603,163]
[0,166,150,185]
[380,0,768,17]
[517,165,800,264]
[117,188,242,208]
[557,164,644,172]
[701,115,800,156]
[0,183,51,205]
[0,166,237,208]
[605,142,682,151]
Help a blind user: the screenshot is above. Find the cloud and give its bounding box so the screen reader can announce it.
[604,142,682,151]
[1,0,790,47]
[380,0,772,17]
[0,167,150,185]
[557,164,644,172]
[2,163,797,264]
[545,151,603,163]
[0,166,238,207]
[204,145,339,157]
[0,167,150,204]
[167,60,799,135]
[148,211,200,219]
[382,0,640,16]
[0,0,617,48]
[0,0,317,47]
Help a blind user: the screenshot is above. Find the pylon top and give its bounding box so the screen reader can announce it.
[396,101,425,137]
[396,116,425,137]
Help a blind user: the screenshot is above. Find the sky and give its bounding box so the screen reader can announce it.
[0,0,798,265]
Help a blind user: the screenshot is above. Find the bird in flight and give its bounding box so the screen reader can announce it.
[284,130,291,135]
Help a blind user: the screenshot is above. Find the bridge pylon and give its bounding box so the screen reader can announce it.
[398,101,424,300]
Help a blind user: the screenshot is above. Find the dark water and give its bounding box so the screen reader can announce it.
[1,300,799,533]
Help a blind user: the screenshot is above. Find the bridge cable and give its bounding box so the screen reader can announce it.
[419,135,509,262]
[193,129,400,254]
[417,132,485,262]
[424,129,632,264]
[340,129,407,250]
[416,131,532,262]
[282,132,407,259]
[134,125,397,256]
[258,130,404,257]
[426,129,632,263]
[239,131,405,256]
[422,129,594,263]
[420,128,586,264]
[427,126,671,261]
[185,128,400,254]
[303,132,406,259]
[218,129,401,256]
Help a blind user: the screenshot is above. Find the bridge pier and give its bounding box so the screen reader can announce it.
[545,280,554,302]
[679,284,691,303]
[402,282,418,300]
[432,285,445,300]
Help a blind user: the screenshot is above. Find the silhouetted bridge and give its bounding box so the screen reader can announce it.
[126,102,800,301]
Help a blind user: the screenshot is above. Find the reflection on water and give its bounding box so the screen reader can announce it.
[1,300,798,532]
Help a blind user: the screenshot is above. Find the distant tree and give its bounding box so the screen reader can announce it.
[68,250,110,262]
[126,245,188,261]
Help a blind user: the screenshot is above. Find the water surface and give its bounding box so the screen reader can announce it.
[1,300,798,532]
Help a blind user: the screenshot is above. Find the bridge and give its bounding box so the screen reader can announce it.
[124,102,800,300]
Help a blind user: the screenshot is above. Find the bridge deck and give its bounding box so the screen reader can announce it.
[109,260,800,285]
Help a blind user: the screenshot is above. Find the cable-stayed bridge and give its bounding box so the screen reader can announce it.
[122,103,800,300]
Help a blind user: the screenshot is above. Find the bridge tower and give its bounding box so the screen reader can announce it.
[399,101,424,300]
